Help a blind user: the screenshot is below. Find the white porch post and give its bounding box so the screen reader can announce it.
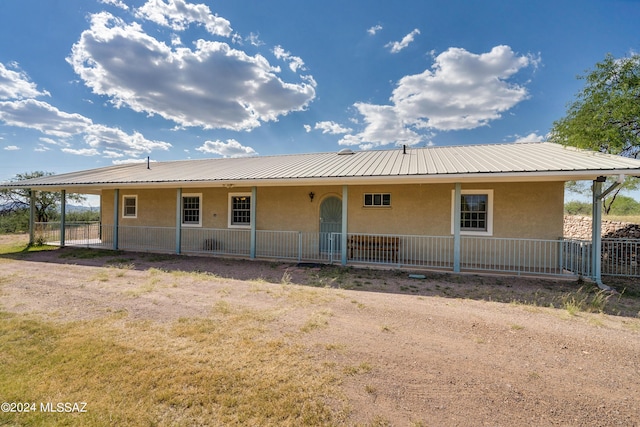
[113,189,119,250]
[341,185,348,266]
[250,186,257,259]
[60,190,66,247]
[176,188,182,254]
[453,183,462,273]
[28,189,35,245]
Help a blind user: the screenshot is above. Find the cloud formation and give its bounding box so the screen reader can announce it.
[196,139,257,157]
[305,121,353,135]
[367,25,383,36]
[386,29,420,53]
[0,62,171,158]
[68,5,316,132]
[0,63,49,100]
[136,0,232,36]
[339,45,539,149]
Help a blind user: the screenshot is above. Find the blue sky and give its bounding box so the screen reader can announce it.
[1,0,639,187]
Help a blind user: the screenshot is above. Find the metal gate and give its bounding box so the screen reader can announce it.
[319,196,342,255]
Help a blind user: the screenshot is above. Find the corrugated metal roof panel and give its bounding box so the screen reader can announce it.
[3,143,640,189]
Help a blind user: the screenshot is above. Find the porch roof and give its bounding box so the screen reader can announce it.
[3,142,640,193]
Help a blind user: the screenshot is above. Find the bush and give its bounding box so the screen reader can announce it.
[564,201,591,215]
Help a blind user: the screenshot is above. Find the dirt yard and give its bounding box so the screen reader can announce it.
[1,234,639,426]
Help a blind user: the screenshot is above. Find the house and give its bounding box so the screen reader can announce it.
[4,142,640,285]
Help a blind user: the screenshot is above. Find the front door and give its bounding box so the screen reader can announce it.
[319,196,342,253]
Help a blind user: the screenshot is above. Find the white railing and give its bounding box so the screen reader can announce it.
[460,236,588,276]
[31,222,640,278]
[346,233,453,269]
[33,221,103,247]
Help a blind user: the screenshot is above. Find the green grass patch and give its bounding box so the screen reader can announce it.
[0,310,340,426]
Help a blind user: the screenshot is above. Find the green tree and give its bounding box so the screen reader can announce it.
[0,171,86,223]
[551,53,640,213]
[608,195,640,216]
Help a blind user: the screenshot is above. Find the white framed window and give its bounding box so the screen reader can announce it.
[122,195,137,218]
[228,193,252,228]
[182,193,202,227]
[364,193,391,207]
[451,189,493,236]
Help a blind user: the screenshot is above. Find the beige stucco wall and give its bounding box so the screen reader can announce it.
[101,181,564,239]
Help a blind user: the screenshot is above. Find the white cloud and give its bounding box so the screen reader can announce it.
[99,0,129,10]
[513,132,547,143]
[84,124,172,156]
[136,0,232,37]
[0,98,171,157]
[246,32,264,47]
[340,45,538,149]
[113,158,151,164]
[313,121,352,135]
[68,12,316,131]
[4,145,19,151]
[385,28,420,53]
[367,25,383,36]
[0,99,93,138]
[39,137,71,147]
[195,139,257,157]
[61,147,101,156]
[339,103,423,148]
[273,45,306,73]
[0,62,50,100]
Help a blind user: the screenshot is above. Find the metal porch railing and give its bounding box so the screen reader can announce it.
[30,222,639,279]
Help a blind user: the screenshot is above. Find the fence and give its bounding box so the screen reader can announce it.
[31,222,640,278]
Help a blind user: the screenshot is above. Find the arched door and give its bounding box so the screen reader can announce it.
[319,196,342,253]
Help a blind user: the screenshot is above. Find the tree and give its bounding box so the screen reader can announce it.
[550,53,640,213]
[0,171,86,223]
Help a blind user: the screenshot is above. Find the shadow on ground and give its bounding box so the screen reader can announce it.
[2,240,640,318]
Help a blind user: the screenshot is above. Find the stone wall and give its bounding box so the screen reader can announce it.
[564,215,640,240]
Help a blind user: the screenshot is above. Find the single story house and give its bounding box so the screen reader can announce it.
[4,142,640,286]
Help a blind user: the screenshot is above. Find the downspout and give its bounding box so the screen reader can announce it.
[60,190,66,247]
[453,183,462,273]
[591,175,623,291]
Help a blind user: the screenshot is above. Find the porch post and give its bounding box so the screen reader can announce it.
[28,189,35,245]
[176,188,182,254]
[60,190,66,247]
[453,183,462,273]
[113,189,119,250]
[250,186,257,259]
[341,185,348,266]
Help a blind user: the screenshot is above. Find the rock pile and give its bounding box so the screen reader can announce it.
[563,215,640,240]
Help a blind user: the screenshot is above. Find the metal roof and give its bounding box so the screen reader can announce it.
[3,142,640,192]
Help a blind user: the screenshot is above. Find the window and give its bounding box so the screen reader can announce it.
[364,193,391,207]
[228,193,251,228]
[122,195,137,218]
[451,189,493,236]
[182,193,202,226]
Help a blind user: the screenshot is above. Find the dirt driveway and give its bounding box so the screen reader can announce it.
[1,236,639,426]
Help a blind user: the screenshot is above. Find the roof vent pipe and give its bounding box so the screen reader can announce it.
[147,156,150,170]
[403,145,406,154]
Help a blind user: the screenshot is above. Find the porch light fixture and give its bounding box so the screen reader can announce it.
[308,192,315,202]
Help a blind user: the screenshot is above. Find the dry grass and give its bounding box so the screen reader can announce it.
[0,305,342,426]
